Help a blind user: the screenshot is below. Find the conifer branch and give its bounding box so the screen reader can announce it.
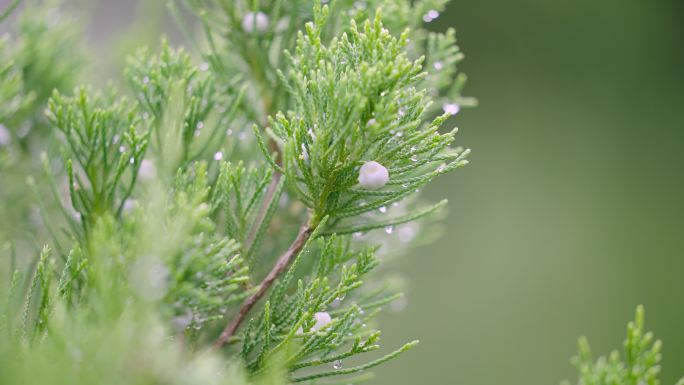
[1,1,482,383]
[213,220,315,349]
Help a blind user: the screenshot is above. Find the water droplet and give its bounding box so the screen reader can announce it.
[353,231,363,238]
[443,103,460,116]
[333,360,342,370]
[385,225,394,234]
[423,9,440,22]
[226,128,233,136]
[118,145,126,153]
[199,62,210,71]
[214,151,223,161]
[378,206,387,213]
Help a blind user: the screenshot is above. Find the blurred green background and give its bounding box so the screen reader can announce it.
[377,1,684,385]
[7,0,684,384]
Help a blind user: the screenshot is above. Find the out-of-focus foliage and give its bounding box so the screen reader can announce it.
[0,0,471,384]
[0,0,85,250]
[567,306,682,385]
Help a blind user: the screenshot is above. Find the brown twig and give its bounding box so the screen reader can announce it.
[213,84,291,349]
[212,222,314,350]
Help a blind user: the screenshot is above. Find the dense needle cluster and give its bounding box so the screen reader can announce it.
[0,1,470,384]
[2,1,678,385]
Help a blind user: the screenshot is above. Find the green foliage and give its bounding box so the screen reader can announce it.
[267,8,468,229]
[0,0,474,384]
[126,42,241,169]
[46,87,148,234]
[241,234,418,382]
[1,0,85,130]
[0,0,86,247]
[567,306,683,385]
[161,163,253,328]
[0,36,33,125]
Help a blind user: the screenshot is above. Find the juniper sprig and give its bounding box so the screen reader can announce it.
[1,0,472,384]
[565,306,677,385]
[2,2,681,385]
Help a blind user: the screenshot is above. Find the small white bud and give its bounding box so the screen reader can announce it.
[443,103,460,116]
[358,161,389,190]
[311,312,332,331]
[242,12,269,34]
